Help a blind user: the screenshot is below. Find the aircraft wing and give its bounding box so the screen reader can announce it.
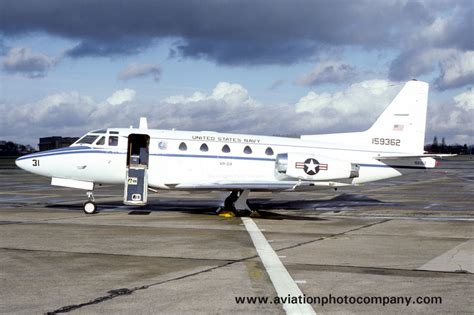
[171,180,351,191]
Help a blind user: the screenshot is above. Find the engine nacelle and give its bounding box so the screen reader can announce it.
[275,153,359,181]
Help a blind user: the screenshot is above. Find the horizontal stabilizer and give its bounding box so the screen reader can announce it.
[374,154,449,170]
[376,154,456,160]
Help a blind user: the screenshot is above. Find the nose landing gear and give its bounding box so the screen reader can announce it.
[83,191,97,214]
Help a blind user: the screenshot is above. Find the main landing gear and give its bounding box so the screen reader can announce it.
[83,190,98,214]
[218,190,256,217]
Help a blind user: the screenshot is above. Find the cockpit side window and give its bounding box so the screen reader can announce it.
[109,136,119,146]
[96,136,106,145]
[77,135,99,144]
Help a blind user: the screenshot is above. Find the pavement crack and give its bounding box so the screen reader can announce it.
[0,247,236,263]
[275,219,391,253]
[290,262,474,276]
[45,254,258,314]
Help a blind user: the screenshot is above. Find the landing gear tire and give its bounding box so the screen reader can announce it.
[234,209,253,217]
[222,190,255,217]
[83,201,97,214]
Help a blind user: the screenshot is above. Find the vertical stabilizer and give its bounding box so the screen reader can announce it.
[301,80,429,155]
[367,80,428,154]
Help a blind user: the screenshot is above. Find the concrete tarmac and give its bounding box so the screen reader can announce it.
[0,160,473,314]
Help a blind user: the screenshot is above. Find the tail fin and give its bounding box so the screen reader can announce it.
[366,80,428,154]
[301,80,429,154]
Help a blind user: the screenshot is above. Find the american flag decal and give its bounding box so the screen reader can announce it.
[393,124,404,131]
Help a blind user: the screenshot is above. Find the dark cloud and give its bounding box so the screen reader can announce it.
[430,7,474,51]
[0,0,436,63]
[117,63,162,82]
[1,0,471,92]
[172,38,321,65]
[2,47,56,78]
[296,59,357,86]
[388,49,437,81]
[435,51,474,91]
[66,37,154,58]
[388,5,473,84]
[389,49,474,90]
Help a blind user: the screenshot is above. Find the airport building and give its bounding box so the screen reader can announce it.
[38,136,79,151]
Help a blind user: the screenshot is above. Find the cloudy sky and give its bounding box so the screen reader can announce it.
[0,0,472,147]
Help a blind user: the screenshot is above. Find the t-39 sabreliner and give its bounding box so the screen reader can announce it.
[16,80,445,215]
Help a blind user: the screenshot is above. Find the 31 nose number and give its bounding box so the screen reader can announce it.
[32,159,40,166]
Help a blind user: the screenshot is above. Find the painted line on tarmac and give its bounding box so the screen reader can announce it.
[241,217,316,315]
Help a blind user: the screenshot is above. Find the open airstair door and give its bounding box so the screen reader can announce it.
[124,134,150,206]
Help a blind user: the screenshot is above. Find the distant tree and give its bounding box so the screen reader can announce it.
[0,140,36,156]
[5,142,17,153]
[430,136,439,152]
[441,137,447,153]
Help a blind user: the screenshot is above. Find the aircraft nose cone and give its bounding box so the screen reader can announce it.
[15,156,28,170]
[15,154,37,173]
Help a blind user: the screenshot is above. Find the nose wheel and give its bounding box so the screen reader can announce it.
[83,191,98,214]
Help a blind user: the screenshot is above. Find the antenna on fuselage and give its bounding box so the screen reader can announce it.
[139,117,148,129]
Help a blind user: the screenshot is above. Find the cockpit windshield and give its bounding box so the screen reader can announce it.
[76,135,99,144]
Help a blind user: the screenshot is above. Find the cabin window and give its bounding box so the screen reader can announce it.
[77,135,99,144]
[243,145,252,154]
[109,136,119,146]
[222,144,230,153]
[96,136,105,145]
[158,141,167,150]
[200,143,209,152]
[265,147,274,156]
[179,142,188,151]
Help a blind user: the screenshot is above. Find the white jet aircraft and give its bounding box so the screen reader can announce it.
[16,80,441,215]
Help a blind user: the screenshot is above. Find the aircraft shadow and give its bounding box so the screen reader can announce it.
[46,193,396,221]
[251,193,397,210]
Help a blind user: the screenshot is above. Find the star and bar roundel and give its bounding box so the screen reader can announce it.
[295,158,328,175]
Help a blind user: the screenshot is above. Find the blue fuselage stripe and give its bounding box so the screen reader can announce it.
[17,148,423,169]
[16,149,124,160]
